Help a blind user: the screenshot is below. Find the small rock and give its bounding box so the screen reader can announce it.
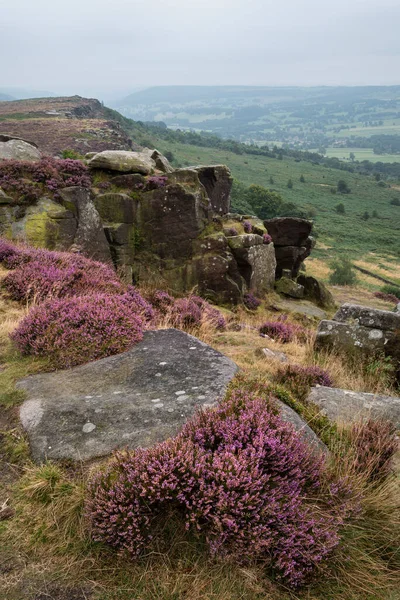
[275,277,304,298]
[259,348,288,363]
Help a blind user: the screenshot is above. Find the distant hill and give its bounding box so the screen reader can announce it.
[0,93,15,102]
[0,88,56,100]
[0,96,134,155]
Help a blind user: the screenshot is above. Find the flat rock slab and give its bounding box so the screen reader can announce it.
[308,386,400,428]
[275,298,327,320]
[18,329,238,462]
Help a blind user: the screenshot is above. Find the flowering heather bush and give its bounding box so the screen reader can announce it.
[226,227,238,236]
[89,386,356,587]
[169,295,226,331]
[350,419,398,481]
[263,233,272,244]
[1,240,124,302]
[0,157,91,203]
[243,220,252,233]
[146,175,168,190]
[374,290,399,304]
[259,319,309,343]
[147,289,175,312]
[125,286,155,323]
[243,292,261,310]
[11,293,144,368]
[275,364,333,401]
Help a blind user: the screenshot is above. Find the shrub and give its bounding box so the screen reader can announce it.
[287,178,293,189]
[88,386,355,587]
[147,289,175,312]
[379,285,400,301]
[11,293,144,368]
[300,174,305,183]
[349,419,398,481]
[275,364,333,401]
[226,227,238,236]
[262,233,272,244]
[374,290,399,304]
[1,243,124,302]
[337,180,351,194]
[390,197,400,206]
[0,157,91,203]
[146,175,168,190]
[243,293,261,310]
[243,220,252,233]
[335,202,345,214]
[169,295,226,331]
[259,319,309,343]
[329,257,357,286]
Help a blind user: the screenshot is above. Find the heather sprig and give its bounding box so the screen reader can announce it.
[275,364,333,401]
[243,293,261,310]
[259,319,309,343]
[243,220,252,233]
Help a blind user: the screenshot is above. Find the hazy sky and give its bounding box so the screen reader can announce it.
[1,0,399,98]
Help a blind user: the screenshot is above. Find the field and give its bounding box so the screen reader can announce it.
[325,147,400,163]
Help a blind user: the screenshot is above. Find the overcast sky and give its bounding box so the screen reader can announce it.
[1,0,399,99]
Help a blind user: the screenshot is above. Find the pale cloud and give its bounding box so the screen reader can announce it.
[0,0,399,97]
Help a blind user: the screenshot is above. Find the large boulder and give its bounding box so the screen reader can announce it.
[0,135,41,162]
[58,187,112,264]
[307,386,400,428]
[18,329,239,462]
[297,275,335,309]
[192,165,232,215]
[264,217,312,247]
[88,150,156,174]
[228,234,276,295]
[315,303,400,360]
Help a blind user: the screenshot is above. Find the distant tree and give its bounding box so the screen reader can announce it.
[337,180,351,194]
[335,203,345,214]
[390,198,400,206]
[362,211,370,220]
[164,150,175,162]
[300,174,305,183]
[372,209,378,218]
[278,153,283,160]
[374,173,381,181]
[329,258,357,286]
[287,179,293,189]
[269,176,274,185]
[349,152,355,162]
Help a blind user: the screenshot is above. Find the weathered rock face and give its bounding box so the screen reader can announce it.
[18,329,239,462]
[277,400,328,456]
[297,275,335,309]
[57,187,112,263]
[264,217,314,278]
[275,276,304,299]
[0,135,41,162]
[193,165,232,215]
[315,303,400,364]
[88,150,156,174]
[307,386,400,428]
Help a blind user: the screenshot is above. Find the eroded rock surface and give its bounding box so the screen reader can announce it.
[88,150,156,174]
[18,329,239,462]
[308,386,400,428]
[0,135,41,162]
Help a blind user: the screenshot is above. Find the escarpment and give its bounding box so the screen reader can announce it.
[0,146,316,304]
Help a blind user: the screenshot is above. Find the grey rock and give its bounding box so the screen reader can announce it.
[277,401,329,456]
[18,329,239,462]
[231,242,276,294]
[58,187,112,264]
[151,149,174,173]
[275,277,305,298]
[396,303,400,313]
[0,138,41,162]
[315,319,397,354]
[227,234,263,250]
[334,303,400,332]
[307,386,400,428]
[297,275,335,309]
[263,217,312,247]
[88,150,156,174]
[193,165,233,215]
[260,348,288,363]
[276,298,327,319]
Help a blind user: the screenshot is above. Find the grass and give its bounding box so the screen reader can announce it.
[0,270,399,599]
[325,147,400,163]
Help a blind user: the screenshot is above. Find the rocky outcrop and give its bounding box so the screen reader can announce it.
[0,135,41,162]
[315,303,400,363]
[275,273,304,298]
[18,329,239,462]
[307,386,400,428]
[193,165,232,215]
[88,150,156,174]
[264,217,314,278]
